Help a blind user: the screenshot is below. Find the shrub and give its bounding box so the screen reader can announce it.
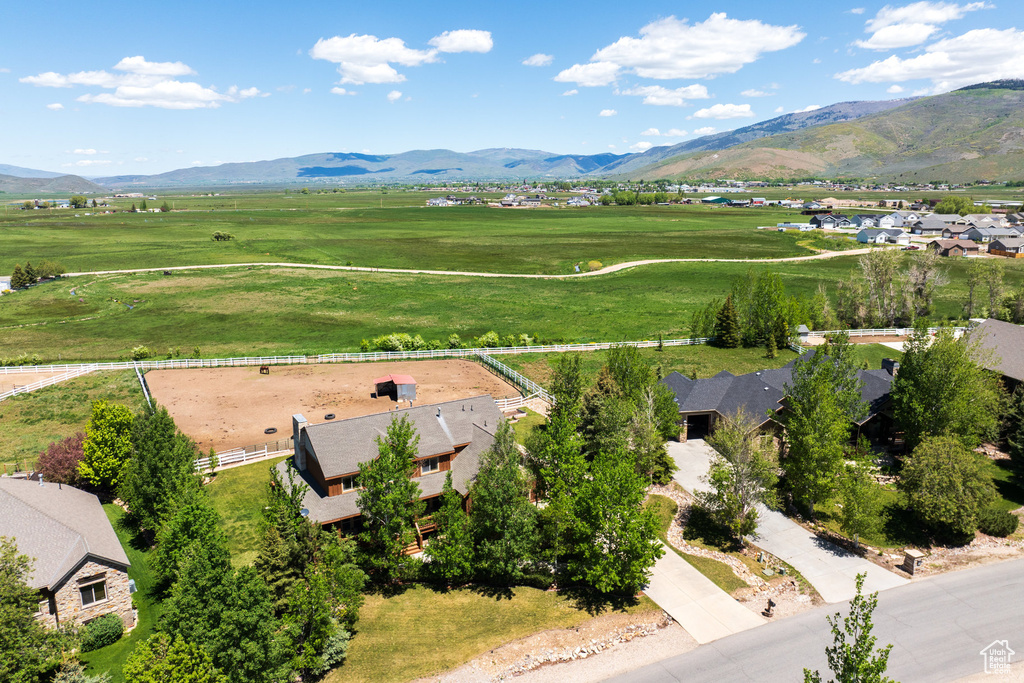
[80,614,124,652]
[129,345,151,360]
[211,231,234,241]
[587,260,603,271]
[978,507,1019,537]
[37,433,86,484]
[1,353,43,367]
[477,331,500,348]
[446,333,462,349]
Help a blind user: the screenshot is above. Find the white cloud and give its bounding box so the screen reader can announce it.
[617,84,709,106]
[741,89,774,97]
[522,53,554,67]
[599,108,617,117]
[630,141,653,151]
[887,84,905,92]
[693,103,754,119]
[21,56,262,109]
[553,61,619,86]
[693,126,717,135]
[855,1,992,50]
[113,56,195,77]
[134,157,148,162]
[849,7,867,13]
[331,86,357,95]
[555,13,804,86]
[73,148,97,155]
[387,89,402,102]
[641,127,688,137]
[837,27,1024,90]
[311,29,489,86]
[774,106,785,113]
[46,102,63,110]
[813,58,822,64]
[0,67,10,73]
[561,89,578,96]
[428,29,493,53]
[793,104,821,112]
[68,159,112,167]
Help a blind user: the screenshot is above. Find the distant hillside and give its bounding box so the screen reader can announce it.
[628,82,1024,182]
[0,174,107,194]
[0,164,64,179]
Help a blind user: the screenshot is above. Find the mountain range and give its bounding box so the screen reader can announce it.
[4,81,1024,192]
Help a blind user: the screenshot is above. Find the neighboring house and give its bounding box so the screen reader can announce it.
[963,214,1006,227]
[751,197,766,206]
[968,318,1024,390]
[929,239,979,257]
[1007,212,1024,226]
[942,224,971,239]
[660,354,896,441]
[811,214,851,229]
[927,213,964,224]
[284,395,502,538]
[962,226,1022,243]
[857,228,910,245]
[851,214,883,228]
[426,198,450,207]
[701,196,730,204]
[888,210,921,227]
[0,477,135,630]
[989,237,1024,258]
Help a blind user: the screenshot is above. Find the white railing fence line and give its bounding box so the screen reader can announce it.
[0,364,99,401]
[801,326,967,338]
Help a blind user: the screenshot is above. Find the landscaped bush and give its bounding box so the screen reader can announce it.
[80,613,124,652]
[1,353,44,367]
[476,331,500,348]
[978,507,1019,537]
[129,345,152,360]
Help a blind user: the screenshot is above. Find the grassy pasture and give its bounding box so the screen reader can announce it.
[2,199,840,275]
[2,255,1020,363]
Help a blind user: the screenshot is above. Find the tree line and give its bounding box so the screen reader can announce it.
[8,260,66,289]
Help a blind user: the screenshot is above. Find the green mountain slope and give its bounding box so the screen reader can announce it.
[629,81,1024,182]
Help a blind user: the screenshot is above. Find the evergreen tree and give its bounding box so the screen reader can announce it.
[79,400,134,492]
[10,264,27,289]
[140,199,148,211]
[714,294,741,348]
[130,203,137,212]
[471,421,538,584]
[765,331,777,359]
[119,405,201,537]
[564,450,663,595]
[152,490,227,587]
[356,415,424,584]
[23,262,37,284]
[424,472,474,586]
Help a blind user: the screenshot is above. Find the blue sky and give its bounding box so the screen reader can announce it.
[2,0,1022,176]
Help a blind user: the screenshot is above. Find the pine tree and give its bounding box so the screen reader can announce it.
[714,294,741,348]
[766,332,777,359]
[23,262,37,284]
[10,264,27,289]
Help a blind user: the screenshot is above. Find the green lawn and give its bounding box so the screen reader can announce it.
[81,505,162,683]
[644,494,748,595]
[329,584,659,683]
[511,408,546,445]
[206,456,289,566]
[851,343,902,370]
[0,370,143,471]
[3,252,1023,363]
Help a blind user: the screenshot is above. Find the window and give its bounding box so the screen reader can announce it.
[341,475,357,492]
[420,457,439,474]
[80,580,107,606]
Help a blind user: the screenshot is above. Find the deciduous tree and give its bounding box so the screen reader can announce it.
[37,432,85,485]
[124,634,226,683]
[79,400,134,491]
[152,490,227,587]
[424,472,474,586]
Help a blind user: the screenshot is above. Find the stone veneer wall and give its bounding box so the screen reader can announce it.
[36,559,135,630]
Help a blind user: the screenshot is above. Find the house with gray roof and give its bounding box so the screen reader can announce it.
[856,228,910,245]
[283,395,502,540]
[963,226,1023,243]
[0,477,134,629]
[968,318,1024,390]
[989,237,1024,257]
[660,353,896,441]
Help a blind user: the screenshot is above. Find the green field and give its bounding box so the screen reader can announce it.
[3,254,1020,363]
[0,370,143,471]
[1,197,848,276]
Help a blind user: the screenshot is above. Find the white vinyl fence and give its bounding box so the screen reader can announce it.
[0,364,99,401]
[801,326,967,338]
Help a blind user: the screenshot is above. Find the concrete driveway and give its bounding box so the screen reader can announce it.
[667,440,909,603]
[644,542,764,644]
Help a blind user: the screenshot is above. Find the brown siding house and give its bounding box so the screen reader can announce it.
[929,239,979,257]
[0,477,135,630]
[989,238,1024,258]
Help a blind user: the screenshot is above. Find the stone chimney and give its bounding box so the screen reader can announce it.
[292,414,308,470]
[882,358,900,377]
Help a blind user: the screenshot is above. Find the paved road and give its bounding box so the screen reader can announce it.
[64,248,880,281]
[644,542,764,644]
[668,440,908,603]
[610,557,1024,683]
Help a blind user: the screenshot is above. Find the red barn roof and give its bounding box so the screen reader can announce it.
[374,373,416,386]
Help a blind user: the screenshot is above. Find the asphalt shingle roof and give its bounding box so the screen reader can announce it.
[0,478,130,590]
[969,319,1024,382]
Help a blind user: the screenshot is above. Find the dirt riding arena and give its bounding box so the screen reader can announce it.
[145,360,521,452]
[0,371,68,394]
